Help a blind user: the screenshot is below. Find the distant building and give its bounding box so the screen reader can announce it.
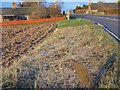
[0,2,30,22]
[74,3,119,15]
[0,8,30,22]
[91,3,118,10]
[90,3,119,14]
[0,1,62,22]
[74,9,87,14]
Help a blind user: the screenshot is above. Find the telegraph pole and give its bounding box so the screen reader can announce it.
[37,0,39,5]
[88,0,92,14]
[53,0,57,17]
[54,0,57,8]
[12,0,16,9]
[89,0,92,5]
[115,0,118,4]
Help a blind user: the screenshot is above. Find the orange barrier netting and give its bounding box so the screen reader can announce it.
[0,17,65,26]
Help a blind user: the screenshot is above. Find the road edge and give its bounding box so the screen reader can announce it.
[88,20,120,42]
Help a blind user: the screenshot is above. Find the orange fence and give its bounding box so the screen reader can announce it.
[0,17,65,26]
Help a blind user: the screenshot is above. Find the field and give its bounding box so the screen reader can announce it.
[2,23,57,66]
[1,19,119,88]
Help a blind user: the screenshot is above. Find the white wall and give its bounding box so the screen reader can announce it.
[25,15,29,20]
[0,15,3,22]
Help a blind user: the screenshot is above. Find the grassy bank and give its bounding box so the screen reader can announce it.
[1,18,119,88]
[57,19,92,28]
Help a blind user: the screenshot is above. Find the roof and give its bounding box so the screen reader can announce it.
[0,8,30,15]
[91,3,119,10]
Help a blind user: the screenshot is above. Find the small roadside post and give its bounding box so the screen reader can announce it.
[66,11,70,20]
[63,11,66,16]
[63,11,66,18]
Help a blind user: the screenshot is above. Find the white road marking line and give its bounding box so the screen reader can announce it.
[72,15,120,42]
[93,16,120,22]
[97,23,120,42]
[87,19,120,42]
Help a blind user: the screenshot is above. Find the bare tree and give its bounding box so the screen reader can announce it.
[47,2,63,17]
[17,0,48,19]
[18,0,62,19]
[97,0,105,3]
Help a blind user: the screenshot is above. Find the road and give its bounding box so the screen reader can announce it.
[70,14,120,41]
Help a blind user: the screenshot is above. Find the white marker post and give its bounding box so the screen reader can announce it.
[66,11,70,20]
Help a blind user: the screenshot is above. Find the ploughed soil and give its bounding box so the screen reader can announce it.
[1,22,119,88]
[1,23,57,66]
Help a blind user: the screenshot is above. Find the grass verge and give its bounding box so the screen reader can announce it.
[57,18,93,28]
[1,18,119,88]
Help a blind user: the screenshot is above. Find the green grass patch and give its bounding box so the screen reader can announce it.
[57,18,119,55]
[57,18,92,28]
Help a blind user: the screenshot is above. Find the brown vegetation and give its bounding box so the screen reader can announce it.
[19,2,62,19]
[100,9,120,15]
[1,19,119,88]
[70,60,93,88]
[2,23,57,66]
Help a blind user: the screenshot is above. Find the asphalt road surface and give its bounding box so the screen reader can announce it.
[70,14,120,41]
